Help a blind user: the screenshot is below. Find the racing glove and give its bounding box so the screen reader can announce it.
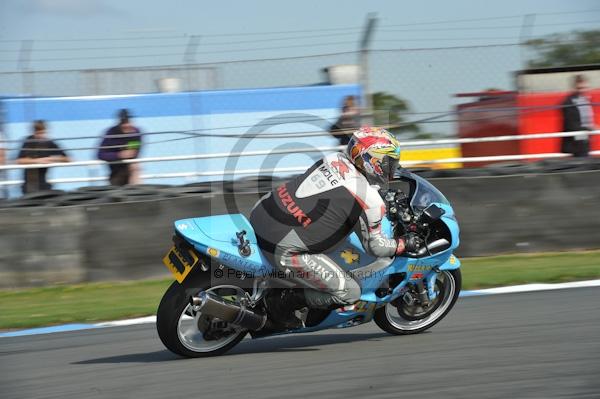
[397,234,424,255]
[395,238,406,255]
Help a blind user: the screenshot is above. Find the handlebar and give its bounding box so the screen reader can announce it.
[384,188,451,257]
[410,238,450,257]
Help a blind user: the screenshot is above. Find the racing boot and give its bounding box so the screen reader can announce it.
[264,289,306,330]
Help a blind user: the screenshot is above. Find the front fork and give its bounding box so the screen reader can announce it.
[413,280,430,307]
[414,267,441,306]
[426,267,441,302]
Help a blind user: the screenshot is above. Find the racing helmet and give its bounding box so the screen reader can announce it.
[346,127,401,184]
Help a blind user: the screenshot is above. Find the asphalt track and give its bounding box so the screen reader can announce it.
[1,287,599,399]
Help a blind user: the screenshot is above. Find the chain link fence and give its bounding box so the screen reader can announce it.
[369,44,523,136]
[0,41,587,198]
[0,65,219,97]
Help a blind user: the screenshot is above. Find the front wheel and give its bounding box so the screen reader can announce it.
[156,280,247,357]
[374,269,461,335]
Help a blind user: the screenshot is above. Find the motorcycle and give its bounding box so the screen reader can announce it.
[156,169,461,357]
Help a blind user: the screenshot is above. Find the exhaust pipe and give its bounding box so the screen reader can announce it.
[190,291,266,331]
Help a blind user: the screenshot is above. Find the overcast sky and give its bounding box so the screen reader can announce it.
[0,0,598,71]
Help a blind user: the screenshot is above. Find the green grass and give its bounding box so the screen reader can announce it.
[0,279,172,330]
[460,250,600,289]
[1,250,599,330]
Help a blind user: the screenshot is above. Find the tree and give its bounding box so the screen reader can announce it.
[526,29,600,68]
[372,91,420,136]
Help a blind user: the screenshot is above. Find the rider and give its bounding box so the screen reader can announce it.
[249,127,420,327]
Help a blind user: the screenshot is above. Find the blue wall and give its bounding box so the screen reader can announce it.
[1,84,361,196]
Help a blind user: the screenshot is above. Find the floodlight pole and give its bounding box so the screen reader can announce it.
[359,13,377,127]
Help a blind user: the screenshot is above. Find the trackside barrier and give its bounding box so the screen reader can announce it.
[1,169,600,288]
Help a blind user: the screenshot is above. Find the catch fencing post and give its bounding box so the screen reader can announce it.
[359,13,377,127]
[519,13,536,70]
[18,40,35,121]
[184,34,201,91]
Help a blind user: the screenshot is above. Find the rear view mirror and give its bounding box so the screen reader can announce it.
[422,204,445,221]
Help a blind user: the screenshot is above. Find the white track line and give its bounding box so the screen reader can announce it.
[462,279,600,296]
[95,316,157,327]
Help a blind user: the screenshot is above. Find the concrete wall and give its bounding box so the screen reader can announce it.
[1,170,599,288]
[431,171,600,256]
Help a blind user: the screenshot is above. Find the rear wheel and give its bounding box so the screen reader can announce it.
[156,280,247,357]
[374,269,461,335]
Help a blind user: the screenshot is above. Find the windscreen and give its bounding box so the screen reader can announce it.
[394,170,450,211]
[410,173,450,210]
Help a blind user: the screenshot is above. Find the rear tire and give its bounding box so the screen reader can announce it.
[156,280,247,357]
[374,269,461,335]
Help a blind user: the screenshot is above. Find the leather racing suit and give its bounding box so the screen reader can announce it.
[249,151,400,308]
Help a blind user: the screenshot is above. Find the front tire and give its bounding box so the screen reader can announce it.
[374,269,461,335]
[156,280,247,357]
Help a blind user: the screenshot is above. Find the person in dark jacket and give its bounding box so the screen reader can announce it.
[97,109,142,186]
[16,120,70,194]
[329,96,360,145]
[561,74,596,157]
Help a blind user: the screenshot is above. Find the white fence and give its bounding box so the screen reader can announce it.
[1,130,598,187]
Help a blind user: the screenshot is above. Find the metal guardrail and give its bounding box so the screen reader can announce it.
[0,130,598,187]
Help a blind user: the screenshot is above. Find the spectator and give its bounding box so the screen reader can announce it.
[329,95,360,145]
[561,74,597,157]
[97,109,142,186]
[16,120,70,194]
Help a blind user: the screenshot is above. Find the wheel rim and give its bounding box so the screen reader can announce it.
[176,288,245,353]
[385,271,456,331]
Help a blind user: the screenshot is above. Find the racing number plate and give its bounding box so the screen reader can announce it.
[162,245,199,283]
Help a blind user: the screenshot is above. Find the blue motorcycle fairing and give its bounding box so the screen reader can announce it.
[331,202,460,303]
[172,198,461,333]
[173,214,274,277]
[438,254,461,271]
[439,203,460,249]
[313,257,461,330]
